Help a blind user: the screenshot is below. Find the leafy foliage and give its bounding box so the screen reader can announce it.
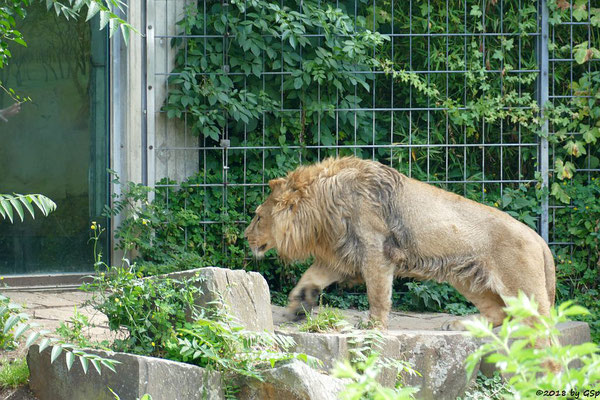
[0,194,56,223]
[334,328,420,400]
[457,372,514,400]
[334,354,419,400]
[165,309,320,381]
[165,0,388,143]
[0,294,119,375]
[55,307,96,349]
[83,225,205,356]
[84,224,319,395]
[0,0,134,103]
[463,293,600,398]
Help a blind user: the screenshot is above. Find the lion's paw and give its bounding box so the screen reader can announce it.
[440,318,468,331]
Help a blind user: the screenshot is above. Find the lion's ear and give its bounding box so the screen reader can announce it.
[269,178,286,191]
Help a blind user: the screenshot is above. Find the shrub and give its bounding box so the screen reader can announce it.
[463,293,600,398]
[84,262,204,356]
[165,308,319,380]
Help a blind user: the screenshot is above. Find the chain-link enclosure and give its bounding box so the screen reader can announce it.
[141,0,599,293]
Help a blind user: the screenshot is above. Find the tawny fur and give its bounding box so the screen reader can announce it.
[244,157,556,328]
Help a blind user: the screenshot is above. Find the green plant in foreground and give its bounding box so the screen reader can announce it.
[166,307,320,381]
[55,307,95,349]
[334,354,419,400]
[0,294,116,376]
[457,372,514,400]
[0,358,29,389]
[84,264,204,356]
[334,327,420,399]
[0,194,56,223]
[109,388,152,400]
[463,293,600,398]
[84,221,204,356]
[299,305,346,333]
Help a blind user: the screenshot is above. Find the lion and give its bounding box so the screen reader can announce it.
[244,156,555,330]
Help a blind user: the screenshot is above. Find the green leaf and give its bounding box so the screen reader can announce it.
[38,338,51,353]
[100,359,118,373]
[20,196,36,219]
[293,77,303,90]
[8,196,24,222]
[91,359,102,375]
[86,1,101,21]
[561,305,590,317]
[13,37,27,47]
[99,11,110,30]
[79,356,89,374]
[25,331,41,348]
[13,323,30,340]
[551,182,571,204]
[65,351,75,370]
[583,127,599,144]
[574,42,590,64]
[3,314,21,334]
[120,25,130,46]
[0,197,13,222]
[50,345,63,363]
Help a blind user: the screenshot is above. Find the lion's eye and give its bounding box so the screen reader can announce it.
[256,216,261,222]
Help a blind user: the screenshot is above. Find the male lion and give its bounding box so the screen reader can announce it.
[245,156,555,329]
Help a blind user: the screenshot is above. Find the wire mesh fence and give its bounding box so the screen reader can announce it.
[547,1,600,247]
[143,0,598,271]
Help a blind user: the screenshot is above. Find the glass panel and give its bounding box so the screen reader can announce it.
[0,4,109,275]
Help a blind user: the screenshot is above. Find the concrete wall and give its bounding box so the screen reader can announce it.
[110,0,199,263]
[148,0,199,184]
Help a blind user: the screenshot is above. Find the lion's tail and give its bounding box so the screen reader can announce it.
[542,243,556,306]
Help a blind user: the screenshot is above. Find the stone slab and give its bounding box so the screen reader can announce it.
[27,345,224,400]
[278,329,479,400]
[237,360,347,400]
[164,267,274,332]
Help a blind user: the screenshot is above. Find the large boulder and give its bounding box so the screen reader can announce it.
[27,345,225,400]
[237,360,347,400]
[164,267,274,332]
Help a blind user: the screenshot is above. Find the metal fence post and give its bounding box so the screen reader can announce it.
[539,0,550,243]
[145,0,156,202]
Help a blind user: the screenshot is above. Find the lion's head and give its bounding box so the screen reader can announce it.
[244,178,286,259]
[245,157,370,262]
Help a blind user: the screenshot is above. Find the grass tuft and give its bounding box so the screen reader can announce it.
[0,358,29,389]
[299,306,346,333]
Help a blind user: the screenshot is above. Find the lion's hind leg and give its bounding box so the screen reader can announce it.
[286,263,346,321]
[441,283,506,331]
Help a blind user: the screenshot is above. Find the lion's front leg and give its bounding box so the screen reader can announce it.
[362,256,395,329]
[286,262,345,321]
